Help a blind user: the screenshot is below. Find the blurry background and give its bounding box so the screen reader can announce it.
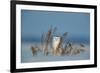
[21,10,90,44]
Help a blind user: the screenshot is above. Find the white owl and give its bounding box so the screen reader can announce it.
[52,36,61,51]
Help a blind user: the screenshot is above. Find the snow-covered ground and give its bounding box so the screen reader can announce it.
[21,42,90,63]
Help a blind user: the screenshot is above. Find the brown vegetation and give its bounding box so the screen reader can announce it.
[31,27,86,56]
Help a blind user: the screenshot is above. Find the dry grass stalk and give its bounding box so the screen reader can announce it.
[44,28,53,55]
[41,32,46,51]
[31,46,37,56]
[31,26,86,56]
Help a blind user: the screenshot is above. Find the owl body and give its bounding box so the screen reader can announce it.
[52,36,61,51]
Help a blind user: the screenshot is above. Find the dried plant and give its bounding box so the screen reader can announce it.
[44,27,53,55]
[62,32,68,38]
[31,26,86,56]
[80,43,85,47]
[31,46,37,56]
[41,32,45,51]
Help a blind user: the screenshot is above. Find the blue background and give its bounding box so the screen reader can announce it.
[21,10,90,44]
